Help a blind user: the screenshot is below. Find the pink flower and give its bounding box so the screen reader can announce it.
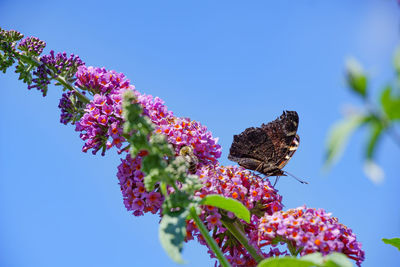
[185,165,284,265]
[258,206,365,266]
[206,213,222,229]
[117,153,164,217]
[74,66,222,160]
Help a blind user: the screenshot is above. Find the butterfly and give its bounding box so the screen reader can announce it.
[228,110,306,184]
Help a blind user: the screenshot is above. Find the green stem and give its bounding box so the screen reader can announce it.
[160,182,168,196]
[18,53,90,103]
[221,218,264,263]
[287,240,299,256]
[189,207,231,267]
[55,75,89,103]
[366,101,400,149]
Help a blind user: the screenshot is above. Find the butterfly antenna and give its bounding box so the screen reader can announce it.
[283,171,308,184]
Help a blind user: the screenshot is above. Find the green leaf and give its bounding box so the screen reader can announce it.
[324,253,353,267]
[324,113,369,168]
[366,120,384,159]
[380,86,400,120]
[142,153,165,174]
[346,58,368,98]
[257,256,316,267]
[382,238,400,251]
[143,168,161,192]
[300,252,324,265]
[201,194,250,223]
[162,191,191,211]
[159,209,189,264]
[257,253,354,267]
[393,46,400,76]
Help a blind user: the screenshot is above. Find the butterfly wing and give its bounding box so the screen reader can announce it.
[228,126,274,171]
[228,111,299,176]
[261,111,298,170]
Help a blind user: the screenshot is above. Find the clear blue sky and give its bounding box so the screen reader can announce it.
[1,1,399,266]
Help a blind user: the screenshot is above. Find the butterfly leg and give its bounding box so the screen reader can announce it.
[255,162,263,172]
[233,157,263,172]
[273,176,280,187]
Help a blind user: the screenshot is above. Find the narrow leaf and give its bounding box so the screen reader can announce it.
[381,86,400,120]
[201,194,250,223]
[366,120,384,159]
[382,238,400,251]
[346,58,368,98]
[324,114,368,168]
[393,46,400,76]
[159,210,189,264]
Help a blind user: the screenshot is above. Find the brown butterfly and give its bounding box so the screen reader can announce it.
[228,111,306,184]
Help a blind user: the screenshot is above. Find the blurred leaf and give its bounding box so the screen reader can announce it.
[300,252,324,265]
[257,257,316,267]
[394,46,400,77]
[324,253,353,267]
[366,120,384,159]
[346,58,368,98]
[382,238,400,251]
[201,194,250,223]
[258,253,353,267]
[163,190,191,211]
[325,113,369,168]
[363,160,384,184]
[159,209,189,264]
[143,168,161,192]
[381,86,400,120]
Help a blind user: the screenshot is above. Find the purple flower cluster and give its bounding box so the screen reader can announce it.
[75,66,130,95]
[186,165,284,266]
[117,153,164,216]
[0,28,23,45]
[134,91,221,164]
[115,99,225,215]
[153,116,221,166]
[74,65,222,163]
[196,165,283,214]
[58,91,85,125]
[0,29,23,72]
[74,66,133,155]
[59,91,75,125]
[117,154,285,266]
[18,36,46,56]
[29,50,84,96]
[258,206,365,266]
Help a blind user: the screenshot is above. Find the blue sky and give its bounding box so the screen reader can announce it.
[1,1,400,266]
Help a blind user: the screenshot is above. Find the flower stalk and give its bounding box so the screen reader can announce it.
[18,53,89,103]
[189,207,231,267]
[221,218,265,263]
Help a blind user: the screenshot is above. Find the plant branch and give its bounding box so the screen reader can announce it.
[365,100,400,149]
[189,207,231,267]
[221,218,264,263]
[18,53,89,103]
